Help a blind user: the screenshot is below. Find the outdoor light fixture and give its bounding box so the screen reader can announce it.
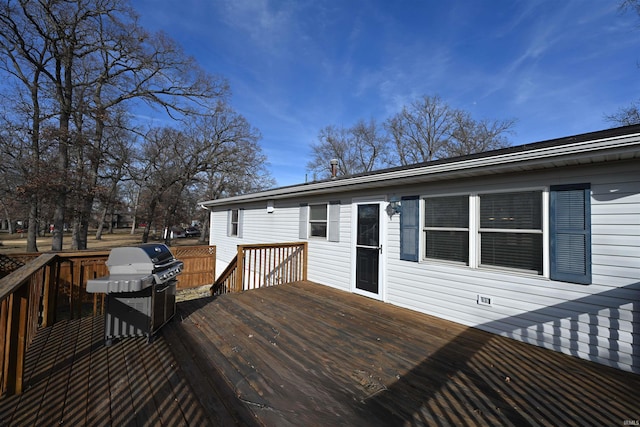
[387,196,402,216]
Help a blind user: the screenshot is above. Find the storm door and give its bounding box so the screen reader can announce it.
[354,202,383,298]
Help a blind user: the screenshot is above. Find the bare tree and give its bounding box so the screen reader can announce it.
[0,0,229,251]
[604,101,640,126]
[307,118,390,179]
[447,110,515,157]
[385,95,455,165]
[385,95,515,165]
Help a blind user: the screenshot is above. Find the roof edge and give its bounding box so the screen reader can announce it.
[199,124,640,207]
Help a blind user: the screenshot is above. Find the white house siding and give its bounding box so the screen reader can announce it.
[383,160,639,373]
[208,159,639,373]
[210,198,354,292]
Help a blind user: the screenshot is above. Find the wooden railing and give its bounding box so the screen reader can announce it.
[0,244,217,396]
[0,253,59,396]
[211,242,308,295]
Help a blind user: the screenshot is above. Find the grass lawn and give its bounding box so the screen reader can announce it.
[0,228,206,254]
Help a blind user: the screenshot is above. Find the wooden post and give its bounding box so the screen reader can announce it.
[235,245,244,292]
[4,285,29,395]
[302,242,308,281]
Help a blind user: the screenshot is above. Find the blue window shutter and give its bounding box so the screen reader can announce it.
[328,201,340,242]
[298,203,308,239]
[400,196,419,261]
[550,184,591,284]
[226,210,232,237]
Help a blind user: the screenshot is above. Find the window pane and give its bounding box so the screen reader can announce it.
[310,204,327,221]
[231,223,238,236]
[425,196,469,228]
[231,209,239,222]
[480,233,542,273]
[310,223,327,237]
[357,204,379,246]
[480,192,542,229]
[426,231,469,264]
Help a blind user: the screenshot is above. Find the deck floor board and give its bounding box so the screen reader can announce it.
[1,280,639,426]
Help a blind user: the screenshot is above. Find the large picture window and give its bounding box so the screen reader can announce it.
[402,184,589,284]
[424,195,469,264]
[309,204,328,238]
[479,191,543,273]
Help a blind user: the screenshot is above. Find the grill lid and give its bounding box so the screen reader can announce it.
[87,243,183,293]
[107,243,174,270]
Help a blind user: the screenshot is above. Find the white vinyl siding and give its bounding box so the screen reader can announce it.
[386,162,639,374]
[209,160,639,374]
[213,199,352,293]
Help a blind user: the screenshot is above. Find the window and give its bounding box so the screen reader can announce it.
[424,195,469,264]
[401,185,590,283]
[479,191,543,273]
[299,202,340,241]
[309,204,328,237]
[227,209,242,237]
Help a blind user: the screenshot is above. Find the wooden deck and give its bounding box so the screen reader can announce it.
[2,281,639,426]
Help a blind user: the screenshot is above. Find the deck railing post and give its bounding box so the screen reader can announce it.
[3,284,29,395]
[41,262,56,328]
[302,241,308,281]
[236,245,244,292]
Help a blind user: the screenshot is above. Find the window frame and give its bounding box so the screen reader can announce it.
[422,194,471,265]
[227,208,243,238]
[308,203,328,239]
[416,187,550,277]
[477,189,545,275]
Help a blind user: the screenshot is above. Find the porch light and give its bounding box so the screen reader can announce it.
[387,196,402,215]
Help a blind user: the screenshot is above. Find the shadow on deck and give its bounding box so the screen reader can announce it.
[1,281,639,426]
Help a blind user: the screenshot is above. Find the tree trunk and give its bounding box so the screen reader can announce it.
[26,198,38,252]
[198,214,210,244]
[96,206,108,240]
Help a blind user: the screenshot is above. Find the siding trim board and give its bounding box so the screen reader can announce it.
[205,126,640,374]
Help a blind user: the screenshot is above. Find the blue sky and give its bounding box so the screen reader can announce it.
[133,0,640,187]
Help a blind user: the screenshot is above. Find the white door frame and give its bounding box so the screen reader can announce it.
[351,196,387,301]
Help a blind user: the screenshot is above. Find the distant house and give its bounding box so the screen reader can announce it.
[199,125,640,374]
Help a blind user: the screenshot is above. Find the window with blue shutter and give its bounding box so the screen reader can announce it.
[400,196,419,261]
[550,184,591,284]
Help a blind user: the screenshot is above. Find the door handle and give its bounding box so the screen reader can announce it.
[378,245,383,253]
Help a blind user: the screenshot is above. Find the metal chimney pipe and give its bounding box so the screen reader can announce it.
[330,159,338,179]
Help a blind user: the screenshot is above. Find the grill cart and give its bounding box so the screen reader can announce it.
[87,243,183,346]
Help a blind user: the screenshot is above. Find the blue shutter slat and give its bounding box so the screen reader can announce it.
[550,184,591,284]
[400,196,419,262]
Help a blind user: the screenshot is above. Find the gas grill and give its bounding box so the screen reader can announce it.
[87,244,183,346]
